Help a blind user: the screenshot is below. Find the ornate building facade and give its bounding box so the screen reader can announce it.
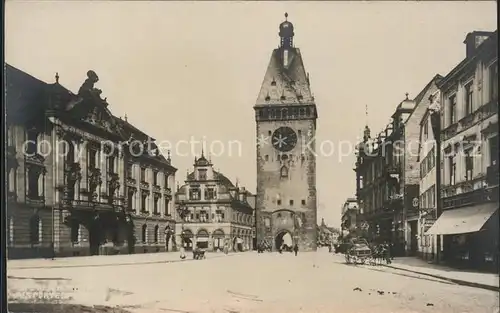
[254,14,318,251]
[5,65,176,258]
[355,96,419,256]
[426,31,498,272]
[175,154,255,252]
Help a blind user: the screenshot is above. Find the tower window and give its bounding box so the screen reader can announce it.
[301,199,306,205]
[280,95,286,100]
[289,199,294,206]
[271,79,276,86]
[277,199,282,205]
[268,131,272,136]
[280,166,289,178]
[298,130,302,137]
[264,155,269,161]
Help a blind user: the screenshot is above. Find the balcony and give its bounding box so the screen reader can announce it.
[140,181,150,190]
[442,188,496,210]
[486,163,499,186]
[164,187,172,196]
[153,184,161,193]
[26,194,45,207]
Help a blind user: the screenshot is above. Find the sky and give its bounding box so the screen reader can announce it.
[5,1,497,228]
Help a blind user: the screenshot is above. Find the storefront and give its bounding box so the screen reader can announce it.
[212,229,225,251]
[426,202,498,272]
[196,229,209,249]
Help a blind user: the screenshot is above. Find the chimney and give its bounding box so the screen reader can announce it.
[464,31,494,58]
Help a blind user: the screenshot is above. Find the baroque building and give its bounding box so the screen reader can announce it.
[175,154,255,252]
[254,14,318,251]
[5,64,176,258]
[426,31,498,272]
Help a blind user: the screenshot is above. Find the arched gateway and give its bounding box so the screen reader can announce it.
[275,230,293,251]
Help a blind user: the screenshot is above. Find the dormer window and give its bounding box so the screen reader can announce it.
[271,79,276,86]
[265,95,271,101]
[280,95,286,100]
[198,169,207,181]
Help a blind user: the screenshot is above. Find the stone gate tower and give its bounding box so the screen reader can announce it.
[254,13,318,251]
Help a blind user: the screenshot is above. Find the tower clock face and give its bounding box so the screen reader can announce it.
[271,127,297,152]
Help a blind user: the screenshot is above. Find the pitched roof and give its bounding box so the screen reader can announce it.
[255,48,314,107]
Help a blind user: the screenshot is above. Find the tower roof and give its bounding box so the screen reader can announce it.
[254,48,314,107]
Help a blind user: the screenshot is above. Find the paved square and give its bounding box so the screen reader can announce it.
[8,251,499,313]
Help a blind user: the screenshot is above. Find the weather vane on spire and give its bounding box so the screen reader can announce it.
[285,12,288,20]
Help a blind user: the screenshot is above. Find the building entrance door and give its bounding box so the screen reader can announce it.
[409,221,418,256]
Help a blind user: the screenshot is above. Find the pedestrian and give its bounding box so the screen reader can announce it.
[384,241,392,264]
[293,243,299,256]
[180,245,186,260]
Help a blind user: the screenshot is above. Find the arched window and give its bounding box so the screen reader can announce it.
[280,166,289,178]
[30,214,40,245]
[154,225,159,243]
[142,224,147,243]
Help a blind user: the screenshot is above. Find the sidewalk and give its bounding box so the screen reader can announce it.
[7,251,242,270]
[385,257,499,292]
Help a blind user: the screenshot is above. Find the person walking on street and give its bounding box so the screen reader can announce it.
[293,243,299,256]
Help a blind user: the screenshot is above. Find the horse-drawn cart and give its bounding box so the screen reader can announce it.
[344,238,373,265]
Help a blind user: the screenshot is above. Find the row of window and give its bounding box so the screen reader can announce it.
[276,199,307,206]
[181,211,253,224]
[420,147,436,179]
[188,187,217,200]
[130,192,170,215]
[127,163,169,187]
[263,154,307,163]
[445,61,497,127]
[420,185,436,211]
[257,107,314,120]
[140,224,167,244]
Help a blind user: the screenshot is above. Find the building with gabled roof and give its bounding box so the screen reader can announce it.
[175,153,255,252]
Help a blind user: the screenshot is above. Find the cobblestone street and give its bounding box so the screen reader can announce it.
[8,250,499,313]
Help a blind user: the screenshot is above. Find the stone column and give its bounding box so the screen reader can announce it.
[118,150,125,199]
[78,141,87,201]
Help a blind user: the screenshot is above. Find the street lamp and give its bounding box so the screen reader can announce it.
[429,93,442,264]
[176,205,190,257]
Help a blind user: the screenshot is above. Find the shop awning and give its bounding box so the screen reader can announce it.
[426,203,498,235]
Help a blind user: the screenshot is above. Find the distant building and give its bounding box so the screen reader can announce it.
[5,65,177,258]
[175,154,255,252]
[317,218,338,246]
[426,31,498,272]
[340,198,359,233]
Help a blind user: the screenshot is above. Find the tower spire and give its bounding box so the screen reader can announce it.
[279,13,294,49]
